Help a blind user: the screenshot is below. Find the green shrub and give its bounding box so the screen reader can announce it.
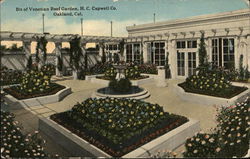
[185,67,232,92]
[1,110,46,158]
[125,65,141,79]
[19,70,51,94]
[57,56,63,72]
[183,98,250,158]
[26,55,33,70]
[183,133,220,157]
[86,62,113,75]
[216,98,250,157]
[0,66,23,86]
[108,78,132,93]
[138,63,158,74]
[104,66,116,79]
[41,64,55,76]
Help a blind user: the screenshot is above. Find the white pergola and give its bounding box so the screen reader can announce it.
[0,31,125,43]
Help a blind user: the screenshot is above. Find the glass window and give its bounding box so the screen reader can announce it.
[126,44,133,63]
[177,52,185,76]
[177,41,186,49]
[188,52,196,76]
[153,42,165,66]
[133,43,141,64]
[212,39,219,66]
[223,38,235,69]
[187,40,197,48]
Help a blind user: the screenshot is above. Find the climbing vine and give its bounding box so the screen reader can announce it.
[35,36,48,66]
[57,55,63,72]
[165,52,171,78]
[198,33,208,67]
[69,36,82,71]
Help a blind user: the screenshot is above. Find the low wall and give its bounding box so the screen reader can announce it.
[174,84,250,106]
[39,117,200,158]
[4,87,71,107]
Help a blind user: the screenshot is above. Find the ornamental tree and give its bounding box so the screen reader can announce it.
[69,36,83,79]
[119,39,125,61]
[198,33,208,67]
[165,52,171,79]
[35,36,48,69]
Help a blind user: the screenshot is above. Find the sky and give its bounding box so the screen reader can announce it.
[0,0,249,51]
[1,0,249,37]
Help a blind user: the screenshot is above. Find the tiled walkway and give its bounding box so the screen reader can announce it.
[2,78,222,157]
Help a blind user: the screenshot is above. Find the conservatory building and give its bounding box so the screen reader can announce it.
[124,9,250,79]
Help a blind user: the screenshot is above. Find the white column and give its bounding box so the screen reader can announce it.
[98,43,103,62]
[169,40,177,79]
[81,42,87,68]
[197,39,200,66]
[206,38,212,62]
[235,36,240,69]
[142,42,148,63]
[247,36,250,71]
[23,40,32,70]
[124,43,127,62]
[55,42,62,76]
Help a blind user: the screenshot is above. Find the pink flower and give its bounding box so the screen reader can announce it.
[216,147,221,152]
[209,138,215,143]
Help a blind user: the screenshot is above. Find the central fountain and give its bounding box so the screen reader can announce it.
[92,63,150,100]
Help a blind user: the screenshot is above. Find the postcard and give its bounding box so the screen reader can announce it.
[1,0,249,158]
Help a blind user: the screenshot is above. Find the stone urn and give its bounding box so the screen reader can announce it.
[113,64,127,81]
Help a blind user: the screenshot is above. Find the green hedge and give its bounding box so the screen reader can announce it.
[183,98,250,158]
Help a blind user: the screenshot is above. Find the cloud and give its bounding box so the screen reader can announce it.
[2,16,148,37]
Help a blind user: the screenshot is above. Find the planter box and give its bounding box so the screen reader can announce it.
[174,84,250,106]
[39,117,200,158]
[4,87,72,107]
[91,76,154,86]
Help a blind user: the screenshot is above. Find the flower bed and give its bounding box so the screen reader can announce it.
[183,97,250,158]
[179,68,248,99]
[1,110,46,158]
[41,64,56,76]
[3,83,65,100]
[0,66,23,86]
[138,64,158,75]
[178,82,247,99]
[3,69,65,100]
[50,98,188,157]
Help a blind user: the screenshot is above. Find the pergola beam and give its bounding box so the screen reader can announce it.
[0,31,125,43]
